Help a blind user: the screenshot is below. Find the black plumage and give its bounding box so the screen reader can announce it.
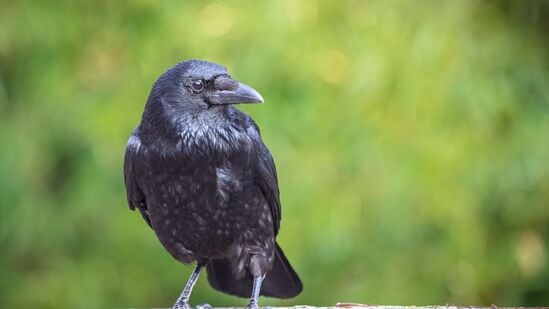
[123,60,302,309]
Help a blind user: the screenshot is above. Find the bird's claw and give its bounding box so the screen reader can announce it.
[173,302,191,309]
[173,303,212,309]
[245,303,259,309]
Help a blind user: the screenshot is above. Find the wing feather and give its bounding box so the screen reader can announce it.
[123,133,151,227]
[248,121,281,235]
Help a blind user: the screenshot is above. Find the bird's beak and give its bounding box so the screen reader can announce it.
[208,77,264,105]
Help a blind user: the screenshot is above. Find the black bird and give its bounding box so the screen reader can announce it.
[123,60,302,309]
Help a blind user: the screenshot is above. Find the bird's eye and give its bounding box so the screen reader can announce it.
[191,80,205,92]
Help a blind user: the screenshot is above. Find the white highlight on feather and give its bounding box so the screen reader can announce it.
[216,165,234,201]
[127,135,141,153]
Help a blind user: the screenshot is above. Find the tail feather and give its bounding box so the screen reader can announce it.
[206,242,302,299]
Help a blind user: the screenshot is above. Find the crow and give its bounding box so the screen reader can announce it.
[123,59,302,309]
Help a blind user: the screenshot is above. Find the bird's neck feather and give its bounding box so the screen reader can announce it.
[140,97,235,146]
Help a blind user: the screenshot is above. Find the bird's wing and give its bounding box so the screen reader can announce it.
[249,121,282,235]
[123,133,151,227]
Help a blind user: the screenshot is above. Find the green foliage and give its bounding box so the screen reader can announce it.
[1,1,548,308]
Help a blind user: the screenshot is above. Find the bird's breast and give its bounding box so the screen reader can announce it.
[138,139,261,261]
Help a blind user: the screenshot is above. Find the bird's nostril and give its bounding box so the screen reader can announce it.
[214,76,239,91]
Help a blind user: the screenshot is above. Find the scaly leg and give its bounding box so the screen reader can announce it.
[245,275,265,309]
[173,264,207,309]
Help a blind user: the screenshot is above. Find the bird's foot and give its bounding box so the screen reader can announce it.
[245,302,259,309]
[173,302,212,309]
[173,302,191,309]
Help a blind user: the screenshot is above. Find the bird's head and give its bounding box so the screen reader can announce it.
[146,60,264,117]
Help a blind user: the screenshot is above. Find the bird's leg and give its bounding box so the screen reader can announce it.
[173,264,204,309]
[245,274,265,309]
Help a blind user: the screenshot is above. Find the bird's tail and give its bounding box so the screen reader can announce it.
[206,242,302,299]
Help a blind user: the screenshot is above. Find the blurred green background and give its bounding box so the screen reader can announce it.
[1,0,549,308]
